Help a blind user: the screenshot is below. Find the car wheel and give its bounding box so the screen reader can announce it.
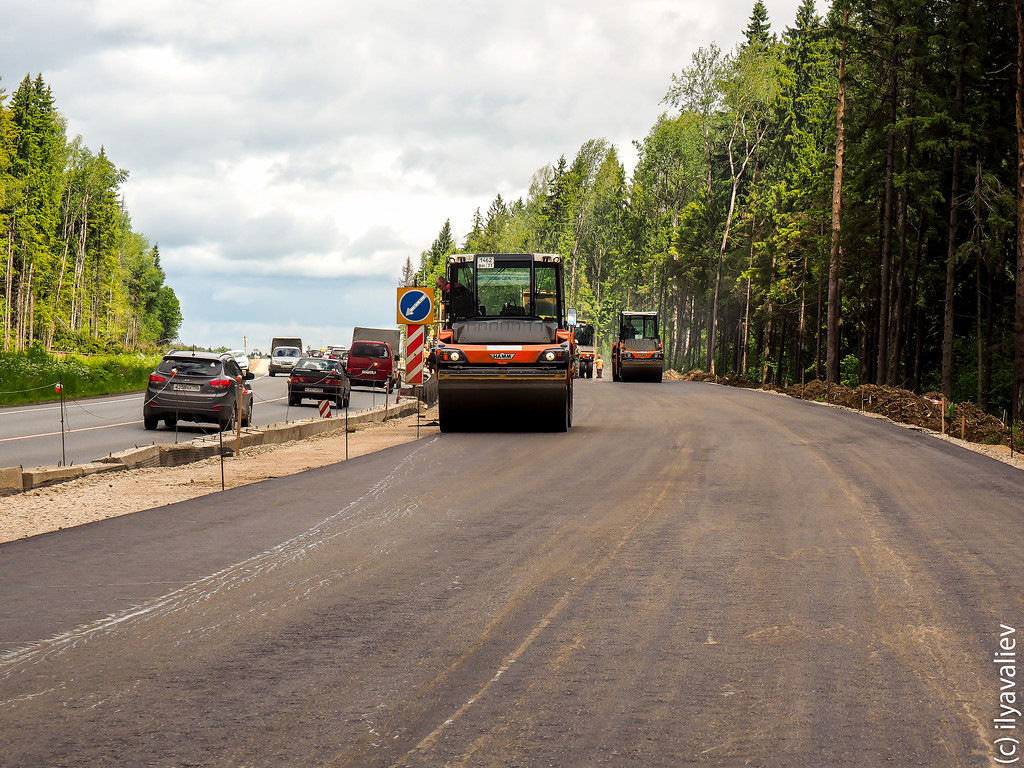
[289,395,300,407]
[144,416,159,430]
[269,371,275,377]
[164,416,177,428]
[242,403,252,427]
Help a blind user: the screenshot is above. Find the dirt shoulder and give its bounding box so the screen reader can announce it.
[0,407,440,544]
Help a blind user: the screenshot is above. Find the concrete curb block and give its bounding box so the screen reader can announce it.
[97,444,162,469]
[20,462,120,491]
[3,400,420,493]
[0,465,25,492]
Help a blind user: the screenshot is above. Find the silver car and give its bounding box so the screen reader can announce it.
[226,349,250,373]
[269,346,301,376]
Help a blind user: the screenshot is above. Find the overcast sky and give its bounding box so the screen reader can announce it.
[2,0,810,352]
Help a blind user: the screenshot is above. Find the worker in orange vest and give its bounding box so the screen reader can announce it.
[595,354,604,380]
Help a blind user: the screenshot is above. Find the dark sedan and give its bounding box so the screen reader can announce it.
[287,357,351,408]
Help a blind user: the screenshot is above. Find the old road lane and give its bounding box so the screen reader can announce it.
[2,381,1022,766]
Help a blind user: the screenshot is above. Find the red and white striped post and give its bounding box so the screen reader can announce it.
[405,324,425,385]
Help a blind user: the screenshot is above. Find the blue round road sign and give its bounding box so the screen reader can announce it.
[399,288,433,323]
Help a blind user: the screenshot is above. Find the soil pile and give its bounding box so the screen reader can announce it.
[682,373,1017,448]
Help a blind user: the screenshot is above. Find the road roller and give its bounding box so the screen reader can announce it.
[611,310,664,382]
[434,253,575,432]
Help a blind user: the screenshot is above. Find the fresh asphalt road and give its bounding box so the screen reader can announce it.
[0,373,400,469]
[2,380,1022,766]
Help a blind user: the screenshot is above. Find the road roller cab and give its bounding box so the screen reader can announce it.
[612,311,664,382]
[435,253,575,432]
[574,322,596,378]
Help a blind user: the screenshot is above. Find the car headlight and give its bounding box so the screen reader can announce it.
[623,351,633,359]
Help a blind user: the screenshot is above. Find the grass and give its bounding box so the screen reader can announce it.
[0,347,163,405]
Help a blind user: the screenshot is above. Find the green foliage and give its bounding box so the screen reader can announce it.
[412,0,1020,413]
[840,355,859,389]
[0,347,162,404]
[0,73,180,355]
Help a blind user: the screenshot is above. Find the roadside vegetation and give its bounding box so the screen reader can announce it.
[412,0,1024,426]
[0,74,181,358]
[0,343,163,405]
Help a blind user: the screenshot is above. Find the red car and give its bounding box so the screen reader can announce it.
[346,340,398,392]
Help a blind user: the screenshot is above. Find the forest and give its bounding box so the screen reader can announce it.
[0,74,180,356]
[413,0,1024,418]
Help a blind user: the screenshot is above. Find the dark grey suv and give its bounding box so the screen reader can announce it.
[144,351,254,430]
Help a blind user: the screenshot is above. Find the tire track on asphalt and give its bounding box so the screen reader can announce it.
[388,460,675,767]
[728,388,998,761]
[0,437,442,689]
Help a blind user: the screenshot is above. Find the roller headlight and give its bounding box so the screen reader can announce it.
[538,347,568,363]
[439,349,462,362]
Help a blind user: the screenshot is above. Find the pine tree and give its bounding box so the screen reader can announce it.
[744,1,773,50]
[462,208,484,252]
[8,74,65,350]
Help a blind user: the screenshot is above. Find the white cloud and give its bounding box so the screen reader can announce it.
[2,0,811,349]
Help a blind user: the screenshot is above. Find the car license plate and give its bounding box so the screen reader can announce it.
[173,383,200,392]
[362,369,377,375]
[306,387,323,393]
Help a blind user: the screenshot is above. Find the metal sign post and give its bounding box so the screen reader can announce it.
[56,376,66,467]
[236,376,243,456]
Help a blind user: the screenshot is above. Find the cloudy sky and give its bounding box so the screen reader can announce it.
[2,0,808,352]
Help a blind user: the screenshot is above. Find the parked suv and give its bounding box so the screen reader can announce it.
[346,340,398,391]
[144,351,254,430]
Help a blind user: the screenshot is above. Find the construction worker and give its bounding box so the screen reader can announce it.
[595,354,604,380]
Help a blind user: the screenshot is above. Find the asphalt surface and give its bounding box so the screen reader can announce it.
[1,380,1022,766]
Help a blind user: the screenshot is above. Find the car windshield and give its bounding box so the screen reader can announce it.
[158,358,220,376]
[350,342,389,359]
[273,347,300,357]
[294,358,336,371]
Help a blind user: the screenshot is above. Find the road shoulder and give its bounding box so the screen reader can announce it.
[0,408,439,544]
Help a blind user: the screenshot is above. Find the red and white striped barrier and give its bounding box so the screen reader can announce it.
[318,399,332,419]
[405,324,425,385]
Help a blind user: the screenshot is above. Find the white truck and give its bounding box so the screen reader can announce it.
[269,336,303,376]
